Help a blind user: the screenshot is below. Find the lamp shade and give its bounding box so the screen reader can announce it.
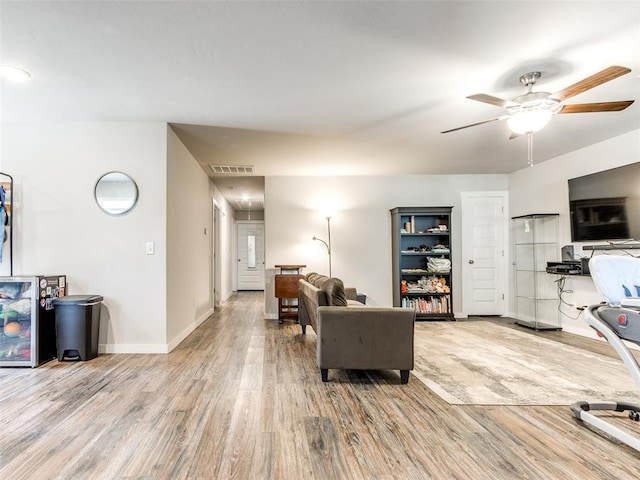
[507,108,553,135]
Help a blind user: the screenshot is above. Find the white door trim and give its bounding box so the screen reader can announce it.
[212,201,222,307]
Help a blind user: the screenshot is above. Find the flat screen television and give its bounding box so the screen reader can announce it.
[568,162,640,242]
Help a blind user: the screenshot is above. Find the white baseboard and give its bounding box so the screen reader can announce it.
[167,308,214,352]
[99,307,215,355]
[265,313,278,320]
[100,343,169,354]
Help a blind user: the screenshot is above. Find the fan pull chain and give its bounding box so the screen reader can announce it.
[527,132,534,167]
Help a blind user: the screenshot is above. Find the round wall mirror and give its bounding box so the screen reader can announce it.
[94,171,138,215]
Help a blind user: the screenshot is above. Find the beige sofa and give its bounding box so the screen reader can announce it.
[298,273,416,383]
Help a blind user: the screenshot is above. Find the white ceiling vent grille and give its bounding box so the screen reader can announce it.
[209,165,255,174]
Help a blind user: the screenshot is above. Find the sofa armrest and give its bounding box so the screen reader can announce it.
[316,307,415,370]
[344,287,357,301]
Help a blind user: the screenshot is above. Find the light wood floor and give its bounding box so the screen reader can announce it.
[1,292,640,479]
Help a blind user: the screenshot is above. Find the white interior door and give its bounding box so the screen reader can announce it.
[237,221,265,291]
[461,192,508,316]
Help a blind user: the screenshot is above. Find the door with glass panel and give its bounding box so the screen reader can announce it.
[237,221,265,290]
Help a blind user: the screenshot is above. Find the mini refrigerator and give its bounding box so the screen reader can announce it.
[0,275,66,367]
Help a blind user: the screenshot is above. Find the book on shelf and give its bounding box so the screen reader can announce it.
[401,295,451,314]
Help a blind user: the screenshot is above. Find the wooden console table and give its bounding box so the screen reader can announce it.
[274,265,306,324]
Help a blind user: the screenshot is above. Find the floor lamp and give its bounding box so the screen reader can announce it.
[312,216,332,277]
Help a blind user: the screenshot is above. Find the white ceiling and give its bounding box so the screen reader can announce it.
[2,1,639,209]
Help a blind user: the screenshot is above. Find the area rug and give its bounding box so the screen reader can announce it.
[412,321,640,406]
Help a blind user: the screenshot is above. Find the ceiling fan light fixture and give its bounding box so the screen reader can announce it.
[507,108,553,135]
[445,66,632,136]
[0,64,32,82]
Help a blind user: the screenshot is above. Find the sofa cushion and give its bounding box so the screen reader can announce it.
[322,277,348,306]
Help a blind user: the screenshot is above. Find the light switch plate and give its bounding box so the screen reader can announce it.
[145,241,155,255]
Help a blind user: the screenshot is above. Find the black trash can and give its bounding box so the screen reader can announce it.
[53,294,103,361]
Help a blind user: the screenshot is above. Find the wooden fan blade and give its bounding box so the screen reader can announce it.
[558,100,634,114]
[552,66,631,102]
[467,93,518,108]
[441,116,507,134]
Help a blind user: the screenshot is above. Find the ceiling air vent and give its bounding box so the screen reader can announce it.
[209,165,255,174]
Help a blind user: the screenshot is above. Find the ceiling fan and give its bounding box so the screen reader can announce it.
[441,66,634,136]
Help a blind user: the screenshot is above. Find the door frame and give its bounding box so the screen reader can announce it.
[212,201,222,307]
[460,191,509,317]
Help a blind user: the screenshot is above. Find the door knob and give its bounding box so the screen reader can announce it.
[468,260,474,264]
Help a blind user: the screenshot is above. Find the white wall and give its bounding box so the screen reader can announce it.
[264,174,508,319]
[0,122,168,352]
[166,127,213,349]
[509,128,640,337]
[236,209,264,221]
